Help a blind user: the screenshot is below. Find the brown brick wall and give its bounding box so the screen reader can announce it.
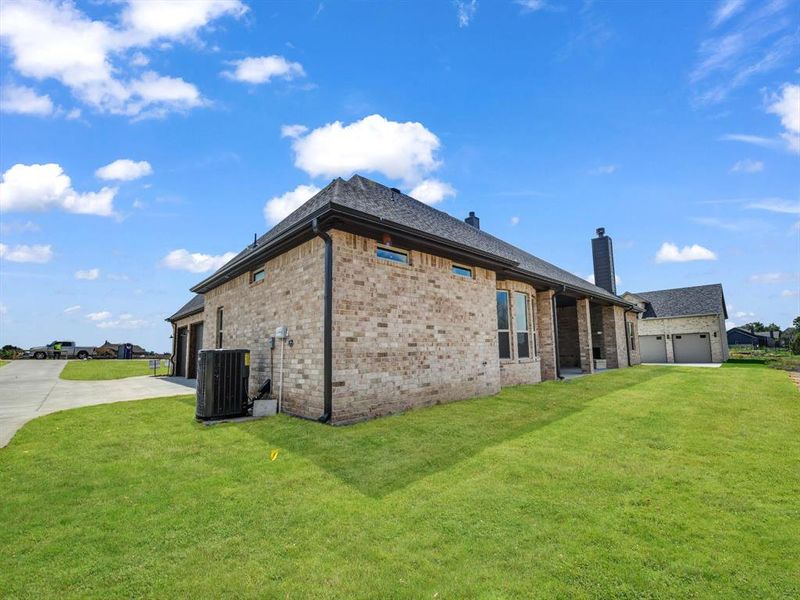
[576,297,594,374]
[535,290,557,380]
[330,230,500,423]
[202,238,326,419]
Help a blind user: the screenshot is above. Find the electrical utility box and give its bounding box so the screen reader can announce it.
[196,349,250,420]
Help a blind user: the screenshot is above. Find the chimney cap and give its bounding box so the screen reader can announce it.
[469,211,476,217]
[596,227,606,237]
[390,187,401,194]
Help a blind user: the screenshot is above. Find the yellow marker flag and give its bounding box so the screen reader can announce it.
[270,449,279,461]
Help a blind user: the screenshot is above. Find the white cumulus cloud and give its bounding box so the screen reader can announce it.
[0,163,117,216]
[63,305,81,314]
[75,268,100,280]
[0,0,244,118]
[408,179,455,205]
[223,55,305,84]
[0,243,53,263]
[0,83,54,116]
[288,114,446,186]
[510,216,520,226]
[781,289,799,298]
[655,242,717,263]
[160,248,237,273]
[749,272,793,284]
[95,159,153,181]
[264,184,322,225]
[766,83,800,153]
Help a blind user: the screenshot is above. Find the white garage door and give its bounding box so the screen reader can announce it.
[673,333,712,363]
[640,335,667,363]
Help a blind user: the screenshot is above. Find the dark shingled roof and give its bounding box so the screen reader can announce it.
[630,284,727,319]
[167,294,204,322]
[194,174,629,304]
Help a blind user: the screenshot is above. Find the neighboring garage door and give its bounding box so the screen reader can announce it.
[673,333,712,363]
[640,335,668,362]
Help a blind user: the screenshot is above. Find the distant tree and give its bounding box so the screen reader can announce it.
[1,344,23,359]
[790,333,800,356]
[742,321,766,332]
[765,322,781,331]
[793,316,800,330]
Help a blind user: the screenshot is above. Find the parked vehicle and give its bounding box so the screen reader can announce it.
[23,341,95,360]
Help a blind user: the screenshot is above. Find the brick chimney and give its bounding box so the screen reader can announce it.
[465,211,480,229]
[591,227,616,294]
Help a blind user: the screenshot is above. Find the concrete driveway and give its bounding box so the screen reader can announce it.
[0,360,196,448]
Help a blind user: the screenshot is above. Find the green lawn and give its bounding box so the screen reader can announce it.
[1,365,798,598]
[0,360,9,368]
[59,358,169,380]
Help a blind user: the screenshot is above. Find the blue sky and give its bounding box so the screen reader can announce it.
[1,0,798,352]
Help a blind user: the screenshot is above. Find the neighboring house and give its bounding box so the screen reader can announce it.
[94,341,148,358]
[622,284,729,364]
[726,327,783,349]
[726,327,761,348]
[168,174,642,424]
[166,294,204,378]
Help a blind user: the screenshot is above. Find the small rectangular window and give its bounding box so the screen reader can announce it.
[216,307,224,349]
[452,265,472,278]
[251,267,265,283]
[514,291,530,359]
[376,247,408,264]
[497,290,511,359]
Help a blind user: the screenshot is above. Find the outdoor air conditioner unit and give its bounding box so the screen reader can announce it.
[196,349,251,420]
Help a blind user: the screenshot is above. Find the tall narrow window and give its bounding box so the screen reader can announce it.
[497,290,511,359]
[627,320,636,350]
[216,307,224,349]
[514,292,531,359]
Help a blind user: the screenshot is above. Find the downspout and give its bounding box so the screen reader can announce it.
[170,322,177,376]
[623,307,633,367]
[551,285,566,380]
[312,218,333,423]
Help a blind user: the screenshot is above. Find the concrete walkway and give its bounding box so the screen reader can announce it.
[0,360,196,448]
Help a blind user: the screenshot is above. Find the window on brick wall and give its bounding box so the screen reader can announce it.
[627,320,636,350]
[216,307,224,349]
[514,291,531,359]
[452,264,473,278]
[497,290,511,359]
[376,246,409,264]
[251,267,265,283]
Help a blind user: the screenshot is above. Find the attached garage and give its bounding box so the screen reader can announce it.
[640,335,667,363]
[672,333,712,363]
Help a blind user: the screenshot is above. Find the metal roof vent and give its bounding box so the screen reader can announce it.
[465,211,480,229]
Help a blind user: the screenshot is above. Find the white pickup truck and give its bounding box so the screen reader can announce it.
[23,341,95,360]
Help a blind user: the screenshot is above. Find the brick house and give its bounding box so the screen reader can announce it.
[168,175,642,424]
[622,284,729,363]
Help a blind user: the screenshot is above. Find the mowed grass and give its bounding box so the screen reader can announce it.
[1,366,798,599]
[0,360,9,368]
[60,358,168,380]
